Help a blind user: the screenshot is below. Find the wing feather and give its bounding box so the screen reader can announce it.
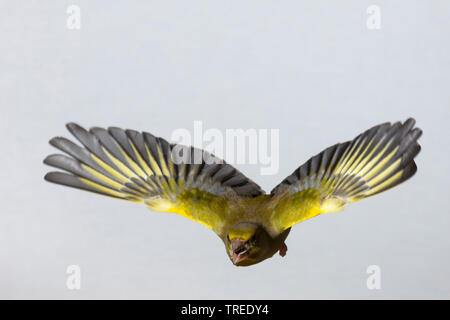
[269,118,422,233]
[44,123,265,233]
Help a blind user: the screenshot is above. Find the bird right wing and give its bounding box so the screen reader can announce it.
[44,123,264,233]
[268,118,422,234]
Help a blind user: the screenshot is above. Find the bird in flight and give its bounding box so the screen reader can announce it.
[44,118,422,267]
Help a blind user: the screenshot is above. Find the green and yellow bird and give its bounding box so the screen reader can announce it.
[44,118,422,266]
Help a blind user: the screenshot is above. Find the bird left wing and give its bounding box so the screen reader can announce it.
[268,118,422,234]
[44,123,264,233]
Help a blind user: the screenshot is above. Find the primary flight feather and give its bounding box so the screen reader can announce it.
[44,118,422,266]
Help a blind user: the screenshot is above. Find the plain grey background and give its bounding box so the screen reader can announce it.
[1,1,449,299]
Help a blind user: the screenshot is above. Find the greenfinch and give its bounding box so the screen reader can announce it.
[44,118,421,266]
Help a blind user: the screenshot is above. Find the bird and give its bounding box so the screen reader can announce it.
[43,118,422,267]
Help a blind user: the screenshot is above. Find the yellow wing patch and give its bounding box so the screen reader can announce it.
[269,118,422,233]
[270,189,322,232]
[145,189,227,231]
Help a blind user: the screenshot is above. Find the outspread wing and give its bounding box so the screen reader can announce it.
[268,118,422,233]
[44,123,264,233]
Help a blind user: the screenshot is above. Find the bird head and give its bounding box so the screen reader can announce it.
[225,222,271,266]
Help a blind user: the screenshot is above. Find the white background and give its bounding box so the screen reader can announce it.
[1,1,449,299]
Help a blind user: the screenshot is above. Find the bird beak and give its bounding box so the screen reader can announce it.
[231,238,249,265]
